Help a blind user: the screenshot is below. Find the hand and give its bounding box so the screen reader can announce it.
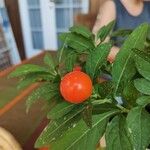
[107,46,120,63]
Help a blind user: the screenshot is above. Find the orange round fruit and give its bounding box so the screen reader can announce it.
[60,71,92,104]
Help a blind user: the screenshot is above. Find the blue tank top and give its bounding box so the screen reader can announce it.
[114,0,150,30]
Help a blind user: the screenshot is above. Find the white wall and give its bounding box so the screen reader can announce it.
[18,0,89,58]
[18,0,57,58]
[41,0,57,50]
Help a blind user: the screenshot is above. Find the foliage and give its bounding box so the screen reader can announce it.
[9,21,150,150]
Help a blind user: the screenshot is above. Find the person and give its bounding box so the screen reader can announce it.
[94,1,150,148]
[92,0,150,62]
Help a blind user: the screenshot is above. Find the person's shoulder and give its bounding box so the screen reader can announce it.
[92,0,116,34]
[100,0,116,11]
[99,0,116,18]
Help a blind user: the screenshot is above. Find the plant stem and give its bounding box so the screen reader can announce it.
[91,98,112,105]
[116,104,130,113]
[58,38,67,63]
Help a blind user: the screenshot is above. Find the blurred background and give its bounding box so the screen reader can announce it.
[0,0,104,71]
[0,0,104,149]
[0,0,150,149]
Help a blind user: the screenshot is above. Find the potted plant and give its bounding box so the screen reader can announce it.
[9,21,150,150]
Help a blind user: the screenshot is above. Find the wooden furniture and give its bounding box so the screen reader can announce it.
[0,52,49,149]
[23,118,49,150]
[5,0,26,60]
[74,0,105,30]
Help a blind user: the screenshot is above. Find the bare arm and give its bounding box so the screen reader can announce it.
[92,0,116,35]
[92,0,119,63]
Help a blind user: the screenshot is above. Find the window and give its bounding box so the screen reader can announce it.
[56,8,70,29]
[0,51,11,71]
[27,0,40,6]
[55,0,89,47]
[0,7,12,70]
[27,0,44,49]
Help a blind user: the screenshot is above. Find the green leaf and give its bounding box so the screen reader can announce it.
[136,96,150,106]
[17,72,54,89]
[126,107,150,150]
[47,102,75,120]
[50,110,120,150]
[35,106,84,148]
[59,33,68,41]
[122,81,140,106]
[82,104,93,128]
[65,51,77,72]
[111,29,132,38]
[94,81,113,98]
[44,54,55,71]
[97,20,115,42]
[106,115,132,150]
[86,43,112,80]
[93,103,119,115]
[53,74,61,83]
[26,83,59,112]
[57,34,68,63]
[69,25,93,39]
[134,78,150,95]
[9,64,47,78]
[17,76,37,89]
[135,56,150,81]
[121,60,136,88]
[112,23,149,96]
[147,25,150,39]
[132,48,150,63]
[62,33,95,53]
